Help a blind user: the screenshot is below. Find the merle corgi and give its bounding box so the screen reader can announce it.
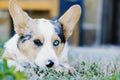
[2,0,81,72]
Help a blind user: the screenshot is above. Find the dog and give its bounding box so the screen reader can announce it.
[2,0,81,72]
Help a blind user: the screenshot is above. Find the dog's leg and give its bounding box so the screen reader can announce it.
[7,59,24,71]
[2,51,24,71]
[59,59,75,74]
[58,43,75,74]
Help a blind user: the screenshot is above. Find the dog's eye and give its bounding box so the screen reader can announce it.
[33,39,43,47]
[53,40,60,46]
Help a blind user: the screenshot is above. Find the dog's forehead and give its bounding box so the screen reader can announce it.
[27,18,66,43]
[34,19,55,35]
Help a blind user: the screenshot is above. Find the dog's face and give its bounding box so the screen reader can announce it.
[9,0,81,68]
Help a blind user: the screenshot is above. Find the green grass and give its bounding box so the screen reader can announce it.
[0,41,27,80]
[1,58,120,80]
[0,59,27,80]
[24,61,120,80]
[0,40,120,80]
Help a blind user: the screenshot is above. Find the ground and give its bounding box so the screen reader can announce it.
[0,41,120,80]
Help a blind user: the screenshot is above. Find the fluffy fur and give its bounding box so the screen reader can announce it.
[2,0,81,72]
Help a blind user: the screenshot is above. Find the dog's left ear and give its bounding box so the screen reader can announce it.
[59,5,81,39]
[9,0,31,36]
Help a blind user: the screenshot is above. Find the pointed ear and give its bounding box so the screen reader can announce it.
[59,5,81,39]
[9,0,30,36]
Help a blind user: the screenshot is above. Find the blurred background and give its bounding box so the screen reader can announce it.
[0,0,120,47]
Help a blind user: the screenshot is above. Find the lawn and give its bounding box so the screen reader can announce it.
[0,41,120,80]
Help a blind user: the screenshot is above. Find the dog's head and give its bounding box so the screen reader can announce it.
[9,0,81,68]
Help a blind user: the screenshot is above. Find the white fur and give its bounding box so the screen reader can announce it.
[4,34,28,63]
[4,34,28,70]
[35,19,59,67]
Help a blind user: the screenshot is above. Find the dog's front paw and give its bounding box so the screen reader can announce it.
[67,67,76,75]
[55,64,75,75]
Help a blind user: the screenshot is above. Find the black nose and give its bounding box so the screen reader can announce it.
[46,60,54,68]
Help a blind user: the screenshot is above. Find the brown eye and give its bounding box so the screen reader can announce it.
[53,40,59,46]
[33,39,43,47]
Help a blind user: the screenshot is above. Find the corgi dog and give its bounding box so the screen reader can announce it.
[2,0,81,72]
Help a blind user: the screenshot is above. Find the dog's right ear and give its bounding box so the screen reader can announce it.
[59,5,81,39]
[9,0,31,36]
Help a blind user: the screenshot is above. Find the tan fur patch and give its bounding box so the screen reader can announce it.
[18,34,44,61]
[52,33,65,56]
